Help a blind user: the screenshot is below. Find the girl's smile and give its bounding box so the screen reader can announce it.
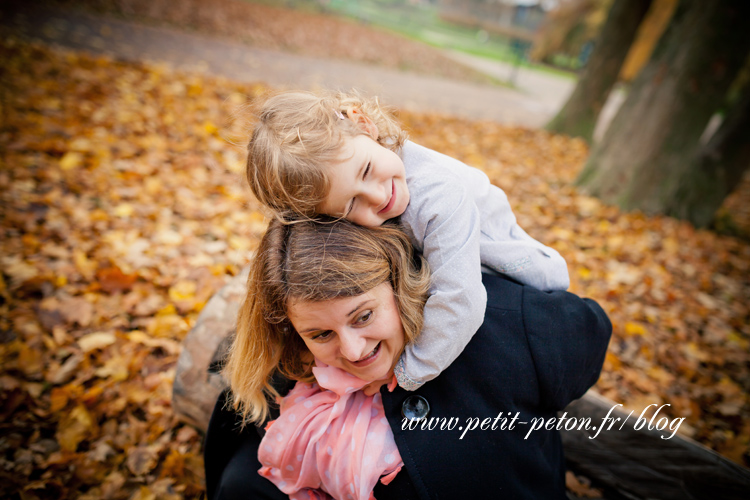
[318,134,410,227]
[378,180,397,214]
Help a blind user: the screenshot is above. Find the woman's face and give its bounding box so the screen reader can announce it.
[287,282,405,382]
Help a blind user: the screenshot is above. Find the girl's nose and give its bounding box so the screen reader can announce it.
[362,182,387,207]
[338,330,367,362]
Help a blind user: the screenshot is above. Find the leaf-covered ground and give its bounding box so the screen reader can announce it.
[1,38,749,499]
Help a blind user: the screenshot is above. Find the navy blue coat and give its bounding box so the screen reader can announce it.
[204,273,612,499]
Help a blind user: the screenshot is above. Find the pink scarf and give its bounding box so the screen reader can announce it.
[258,362,402,500]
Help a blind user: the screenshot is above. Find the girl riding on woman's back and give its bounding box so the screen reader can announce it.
[246,89,570,391]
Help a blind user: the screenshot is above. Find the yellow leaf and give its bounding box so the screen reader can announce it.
[73,249,96,280]
[228,235,252,251]
[90,208,109,222]
[146,314,186,338]
[203,121,218,135]
[604,351,621,370]
[552,227,574,240]
[646,366,674,385]
[130,486,157,500]
[168,280,197,302]
[728,332,749,349]
[95,355,130,381]
[56,405,96,452]
[113,203,135,217]
[78,331,116,352]
[60,152,83,170]
[577,267,591,279]
[69,137,93,152]
[128,330,181,355]
[624,322,647,336]
[2,257,39,286]
[662,237,680,253]
[156,304,177,316]
[226,156,244,174]
[682,342,710,363]
[145,177,161,195]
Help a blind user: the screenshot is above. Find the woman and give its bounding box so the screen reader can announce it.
[204,218,612,499]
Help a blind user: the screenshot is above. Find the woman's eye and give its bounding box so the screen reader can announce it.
[355,311,373,324]
[312,331,332,341]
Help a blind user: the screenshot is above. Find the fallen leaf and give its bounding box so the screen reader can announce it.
[78,331,116,352]
[48,353,84,385]
[56,405,97,452]
[60,151,84,170]
[126,445,160,476]
[59,296,94,327]
[17,345,44,378]
[96,267,137,293]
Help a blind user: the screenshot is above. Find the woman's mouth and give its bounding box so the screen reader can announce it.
[353,342,381,366]
[378,181,396,215]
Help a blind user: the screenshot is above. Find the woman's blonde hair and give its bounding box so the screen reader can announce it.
[246,89,408,219]
[224,217,430,424]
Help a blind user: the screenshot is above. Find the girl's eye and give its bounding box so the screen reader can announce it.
[363,163,371,179]
[355,311,373,325]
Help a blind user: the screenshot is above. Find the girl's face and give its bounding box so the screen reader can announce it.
[287,282,405,382]
[318,134,410,227]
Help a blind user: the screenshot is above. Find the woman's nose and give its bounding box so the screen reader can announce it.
[338,330,367,362]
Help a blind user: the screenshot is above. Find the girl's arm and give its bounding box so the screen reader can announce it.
[479,185,570,292]
[397,177,487,390]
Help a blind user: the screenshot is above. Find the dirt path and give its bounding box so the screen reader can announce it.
[445,51,625,141]
[1,5,583,128]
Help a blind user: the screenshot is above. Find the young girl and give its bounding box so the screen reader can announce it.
[245,89,570,391]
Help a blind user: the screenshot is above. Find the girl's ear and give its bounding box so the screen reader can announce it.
[346,106,379,139]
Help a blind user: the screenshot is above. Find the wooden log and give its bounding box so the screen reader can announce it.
[562,390,750,500]
[171,267,246,431]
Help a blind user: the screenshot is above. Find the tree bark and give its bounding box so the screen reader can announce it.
[576,0,750,225]
[546,0,652,142]
[667,74,750,227]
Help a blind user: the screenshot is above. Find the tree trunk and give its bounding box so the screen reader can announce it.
[666,74,750,227]
[546,0,652,142]
[576,0,750,225]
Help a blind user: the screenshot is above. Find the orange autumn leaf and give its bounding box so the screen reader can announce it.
[56,405,97,452]
[96,266,137,293]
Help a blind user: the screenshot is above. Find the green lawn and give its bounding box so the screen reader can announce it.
[326,0,518,61]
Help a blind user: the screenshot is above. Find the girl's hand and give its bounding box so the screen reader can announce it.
[362,373,397,396]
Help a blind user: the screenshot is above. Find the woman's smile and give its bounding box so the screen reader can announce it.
[287,283,405,382]
[352,342,381,366]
